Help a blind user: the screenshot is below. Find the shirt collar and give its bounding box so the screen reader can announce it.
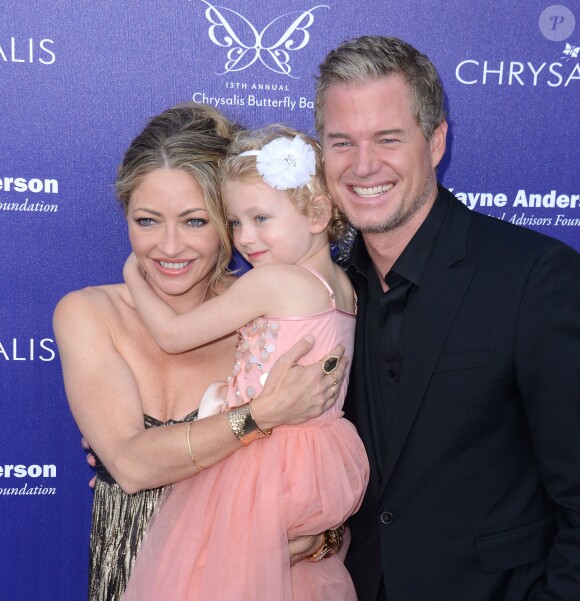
[346,186,448,287]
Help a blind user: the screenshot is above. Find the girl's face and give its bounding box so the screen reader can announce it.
[224,177,318,267]
[127,168,221,303]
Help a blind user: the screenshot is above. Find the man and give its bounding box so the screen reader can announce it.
[316,36,580,600]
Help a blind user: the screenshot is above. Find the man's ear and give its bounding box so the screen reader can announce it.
[429,119,448,169]
[309,194,333,234]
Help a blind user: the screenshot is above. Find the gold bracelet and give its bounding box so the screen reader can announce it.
[307,526,345,562]
[186,421,205,470]
[227,402,273,446]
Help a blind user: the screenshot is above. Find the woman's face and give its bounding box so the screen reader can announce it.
[127,168,221,302]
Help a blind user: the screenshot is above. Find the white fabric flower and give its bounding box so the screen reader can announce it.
[253,136,316,190]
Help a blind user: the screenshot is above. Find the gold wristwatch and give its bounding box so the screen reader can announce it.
[307,525,345,562]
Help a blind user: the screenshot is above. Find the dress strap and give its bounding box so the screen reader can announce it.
[300,266,336,308]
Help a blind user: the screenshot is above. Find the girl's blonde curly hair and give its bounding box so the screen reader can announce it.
[221,125,352,250]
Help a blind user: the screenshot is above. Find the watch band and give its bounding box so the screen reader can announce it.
[228,402,272,446]
[307,525,345,562]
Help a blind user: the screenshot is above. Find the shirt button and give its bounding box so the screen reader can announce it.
[380,511,394,525]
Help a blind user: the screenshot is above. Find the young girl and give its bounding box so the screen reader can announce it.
[122,126,369,601]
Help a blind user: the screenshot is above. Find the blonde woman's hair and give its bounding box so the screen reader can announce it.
[116,102,239,292]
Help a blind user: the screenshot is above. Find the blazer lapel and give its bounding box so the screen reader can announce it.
[380,196,477,494]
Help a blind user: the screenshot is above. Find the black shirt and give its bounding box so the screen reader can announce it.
[345,193,448,471]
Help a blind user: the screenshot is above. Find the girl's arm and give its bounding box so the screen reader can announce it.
[54,290,346,493]
[123,252,184,352]
[124,253,276,354]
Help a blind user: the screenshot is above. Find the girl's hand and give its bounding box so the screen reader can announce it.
[123,252,142,284]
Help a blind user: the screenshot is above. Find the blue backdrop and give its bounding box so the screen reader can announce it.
[1,1,578,598]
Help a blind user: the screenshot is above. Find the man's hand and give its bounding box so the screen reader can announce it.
[288,534,324,566]
[81,436,97,489]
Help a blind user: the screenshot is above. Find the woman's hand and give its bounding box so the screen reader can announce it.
[251,336,348,430]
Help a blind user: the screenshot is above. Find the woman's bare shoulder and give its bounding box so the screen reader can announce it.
[54,284,131,326]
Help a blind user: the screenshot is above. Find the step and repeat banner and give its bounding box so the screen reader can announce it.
[1,1,578,598]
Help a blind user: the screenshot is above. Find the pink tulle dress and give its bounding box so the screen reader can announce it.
[123,268,369,601]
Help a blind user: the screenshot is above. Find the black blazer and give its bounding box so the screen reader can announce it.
[344,187,580,601]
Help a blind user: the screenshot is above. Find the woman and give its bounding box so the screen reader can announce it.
[53,102,346,601]
[122,126,368,600]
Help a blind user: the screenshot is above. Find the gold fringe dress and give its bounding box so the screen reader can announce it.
[88,410,197,601]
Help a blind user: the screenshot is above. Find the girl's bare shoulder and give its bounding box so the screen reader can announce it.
[330,263,356,313]
[236,264,337,315]
[236,263,316,287]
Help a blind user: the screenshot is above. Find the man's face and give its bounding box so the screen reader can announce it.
[321,75,446,237]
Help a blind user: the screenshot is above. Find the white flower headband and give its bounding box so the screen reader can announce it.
[240,135,316,191]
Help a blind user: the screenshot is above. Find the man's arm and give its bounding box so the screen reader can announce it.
[515,242,580,599]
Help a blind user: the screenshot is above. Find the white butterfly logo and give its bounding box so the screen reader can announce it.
[199,1,329,77]
[562,42,579,60]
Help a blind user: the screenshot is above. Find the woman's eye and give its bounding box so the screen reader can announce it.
[135,217,156,227]
[186,218,207,228]
[255,215,268,223]
[228,219,240,228]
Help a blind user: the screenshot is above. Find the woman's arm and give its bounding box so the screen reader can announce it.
[55,290,346,494]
